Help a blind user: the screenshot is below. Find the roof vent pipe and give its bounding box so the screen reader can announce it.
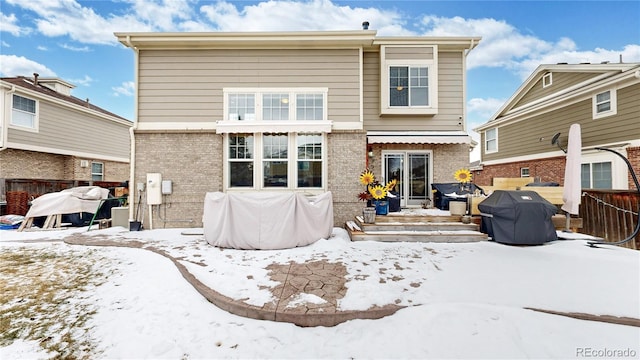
[362,21,369,30]
[33,73,39,86]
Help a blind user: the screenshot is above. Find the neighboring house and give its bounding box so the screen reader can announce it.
[474,63,640,190]
[1,75,131,205]
[115,27,480,228]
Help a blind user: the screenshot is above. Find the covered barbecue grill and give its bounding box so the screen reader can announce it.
[478,190,558,245]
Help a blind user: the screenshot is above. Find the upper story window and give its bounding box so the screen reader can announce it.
[485,128,498,153]
[224,88,327,121]
[389,66,429,107]
[11,94,38,129]
[380,45,438,115]
[91,162,104,181]
[593,89,617,119]
[542,73,552,88]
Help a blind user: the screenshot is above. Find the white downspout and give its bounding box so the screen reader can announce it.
[0,84,16,152]
[126,35,141,226]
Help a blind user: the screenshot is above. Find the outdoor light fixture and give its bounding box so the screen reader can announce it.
[551,132,567,153]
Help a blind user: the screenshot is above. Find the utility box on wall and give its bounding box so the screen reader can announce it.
[146,173,162,205]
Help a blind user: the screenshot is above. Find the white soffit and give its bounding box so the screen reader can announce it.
[367,131,471,144]
[215,120,332,134]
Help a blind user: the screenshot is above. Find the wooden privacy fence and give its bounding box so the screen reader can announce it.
[580,190,640,250]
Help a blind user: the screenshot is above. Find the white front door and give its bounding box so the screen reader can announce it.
[383,151,433,207]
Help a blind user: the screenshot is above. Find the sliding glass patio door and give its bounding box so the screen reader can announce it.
[383,151,432,207]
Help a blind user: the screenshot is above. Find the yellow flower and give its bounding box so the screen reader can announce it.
[454,168,472,183]
[359,169,375,185]
[368,184,387,200]
[385,179,397,191]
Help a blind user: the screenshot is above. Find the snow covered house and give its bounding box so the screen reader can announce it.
[115,26,481,228]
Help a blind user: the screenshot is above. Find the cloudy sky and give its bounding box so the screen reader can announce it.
[1,0,639,159]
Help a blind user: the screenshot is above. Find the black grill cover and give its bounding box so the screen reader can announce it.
[478,190,558,245]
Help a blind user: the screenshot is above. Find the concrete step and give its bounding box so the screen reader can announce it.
[344,222,488,243]
[354,216,479,232]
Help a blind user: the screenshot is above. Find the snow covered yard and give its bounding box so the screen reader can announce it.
[1,226,639,359]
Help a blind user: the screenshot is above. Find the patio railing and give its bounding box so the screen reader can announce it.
[579,190,640,250]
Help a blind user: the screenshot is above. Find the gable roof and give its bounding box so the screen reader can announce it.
[474,62,640,132]
[1,76,130,123]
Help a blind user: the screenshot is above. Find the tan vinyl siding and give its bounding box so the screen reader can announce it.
[482,84,640,161]
[363,51,464,131]
[514,72,600,109]
[384,46,434,60]
[7,100,130,159]
[137,49,360,123]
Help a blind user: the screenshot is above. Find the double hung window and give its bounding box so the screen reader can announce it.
[91,162,104,181]
[485,128,498,153]
[11,94,37,129]
[593,89,617,119]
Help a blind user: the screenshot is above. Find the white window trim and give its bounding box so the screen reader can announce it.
[592,88,617,119]
[10,94,39,132]
[222,88,328,122]
[520,167,530,178]
[581,149,628,189]
[380,45,438,115]
[485,128,498,154]
[223,132,327,192]
[542,73,552,88]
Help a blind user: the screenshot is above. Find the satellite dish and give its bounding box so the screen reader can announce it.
[551,132,567,153]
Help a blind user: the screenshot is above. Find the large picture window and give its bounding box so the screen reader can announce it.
[11,94,37,129]
[226,133,324,190]
[224,88,326,121]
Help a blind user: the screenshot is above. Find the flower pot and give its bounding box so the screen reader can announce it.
[363,207,376,223]
[449,201,466,216]
[374,200,389,215]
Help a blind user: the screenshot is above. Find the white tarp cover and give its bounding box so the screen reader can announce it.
[203,191,334,250]
[25,186,110,218]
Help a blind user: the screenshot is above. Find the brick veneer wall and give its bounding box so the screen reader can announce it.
[627,146,640,189]
[133,131,222,228]
[133,130,366,229]
[0,149,129,182]
[473,156,566,186]
[0,149,67,179]
[327,131,367,227]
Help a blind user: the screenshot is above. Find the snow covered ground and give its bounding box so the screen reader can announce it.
[1,225,639,359]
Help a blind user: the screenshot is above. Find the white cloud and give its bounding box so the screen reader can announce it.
[60,43,91,52]
[0,11,30,36]
[0,54,56,77]
[468,97,505,120]
[419,15,640,80]
[37,45,48,51]
[68,75,93,86]
[199,0,409,34]
[112,81,135,97]
[2,41,10,47]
